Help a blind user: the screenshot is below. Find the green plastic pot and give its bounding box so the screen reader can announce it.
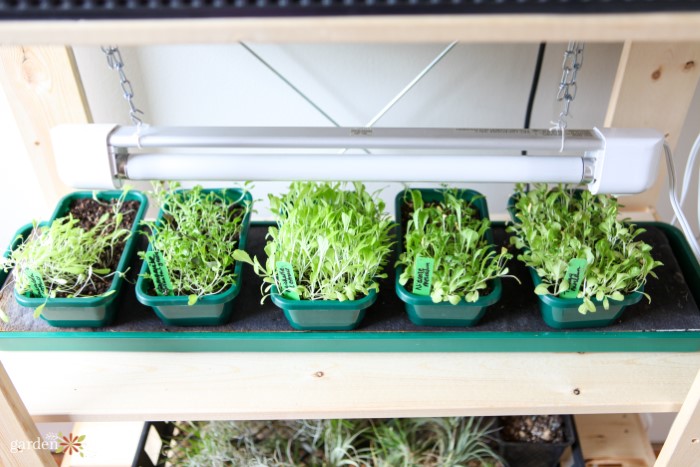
[508,193,644,329]
[395,188,502,327]
[12,190,149,327]
[270,285,377,331]
[135,188,252,326]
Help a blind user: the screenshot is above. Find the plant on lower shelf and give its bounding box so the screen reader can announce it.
[396,188,513,305]
[498,415,575,467]
[234,181,393,330]
[155,417,503,466]
[0,188,142,322]
[508,184,662,316]
[137,183,252,316]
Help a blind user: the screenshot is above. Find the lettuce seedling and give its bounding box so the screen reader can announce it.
[396,188,515,305]
[507,183,662,314]
[234,182,393,302]
[139,182,251,306]
[0,189,135,319]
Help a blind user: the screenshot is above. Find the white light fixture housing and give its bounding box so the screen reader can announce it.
[50,124,663,194]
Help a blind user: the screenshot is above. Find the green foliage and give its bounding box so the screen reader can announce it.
[0,189,135,318]
[396,189,514,305]
[235,182,393,302]
[507,183,662,314]
[139,183,250,305]
[162,417,502,467]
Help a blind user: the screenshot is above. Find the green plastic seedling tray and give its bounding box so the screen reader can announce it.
[507,193,644,329]
[135,188,252,326]
[1,221,700,353]
[395,188,502,327]
[11,190,149,328]
[270,285,377,331]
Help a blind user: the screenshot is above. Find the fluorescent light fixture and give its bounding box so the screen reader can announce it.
[51,124,663,194]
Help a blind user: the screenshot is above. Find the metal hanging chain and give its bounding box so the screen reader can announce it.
[101,46,145,127]
[552,41,584,151]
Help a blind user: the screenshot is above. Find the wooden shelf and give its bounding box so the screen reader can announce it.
[1,14,700,467]
[0,351,699,423]
[0,13,700,46]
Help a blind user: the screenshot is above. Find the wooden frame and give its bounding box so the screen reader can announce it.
[0,13,700,45]
[1,22,700,465]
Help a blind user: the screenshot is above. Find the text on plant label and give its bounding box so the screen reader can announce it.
[276,261,300,300]
[561,258,588,299]
[146,251,174,296]
[25,268,47,298]
[413,256,434,296]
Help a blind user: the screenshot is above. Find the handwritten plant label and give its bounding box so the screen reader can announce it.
[25,269,47,298]
[561,258,588,299]
[276,261,300,300]
[412,256,434,296]
[145,251,173,296]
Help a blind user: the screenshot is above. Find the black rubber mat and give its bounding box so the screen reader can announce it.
[1,223,698,333]
[1,0,699,21]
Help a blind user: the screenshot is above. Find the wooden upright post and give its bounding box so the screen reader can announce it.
[604,41,700,212]
[0,361,55,466]
[656,369,700,466]
[0,46,92,206]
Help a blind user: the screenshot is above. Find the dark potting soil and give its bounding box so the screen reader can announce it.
[499,415,566,444]
[54,197,140,297]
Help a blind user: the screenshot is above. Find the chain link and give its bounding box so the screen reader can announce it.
[551,41,584,150]
[101,46,145,127]
[555,41,584,132]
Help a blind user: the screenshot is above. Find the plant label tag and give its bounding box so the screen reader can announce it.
[412,256,434,296]
[145,251,173,296]
[561,258,588,299]
[25,269,47,298]
[276,261,300,300]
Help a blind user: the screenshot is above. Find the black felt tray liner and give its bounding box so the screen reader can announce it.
[1,224,698,333]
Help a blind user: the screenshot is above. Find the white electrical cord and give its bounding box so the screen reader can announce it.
[665,142,700,259]
[671,132,700,226]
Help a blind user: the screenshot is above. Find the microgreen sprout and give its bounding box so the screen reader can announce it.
[396,188,515,305]
[139,182,251,306]
[0,189,136,318]
[507,183,662,314]
[234,182,393,302]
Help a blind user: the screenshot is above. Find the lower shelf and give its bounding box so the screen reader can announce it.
[1,222,699,353]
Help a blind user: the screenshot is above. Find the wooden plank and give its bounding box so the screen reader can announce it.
[0,14,699,46]
[0,46,91,206]
[604,42,700,212]
[0,361,57,466]
[1,351,699,422]
[575,414,656,466]
[655,369,700,466]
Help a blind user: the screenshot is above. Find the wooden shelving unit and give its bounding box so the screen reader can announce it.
[1,11,700,466]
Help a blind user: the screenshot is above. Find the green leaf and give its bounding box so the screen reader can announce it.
[611,291,625,301]
[232,249,253,265]
[0,307,8,323]
[534,283,550,295]
[187,294,198,306]
[34,303,45,319]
